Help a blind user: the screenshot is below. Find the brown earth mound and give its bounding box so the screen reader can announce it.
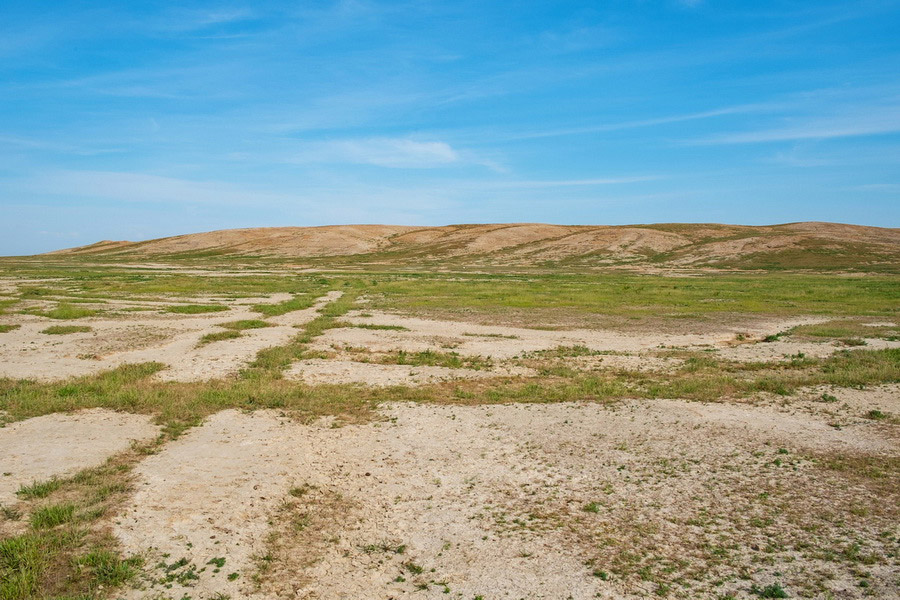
[46,222,900,271]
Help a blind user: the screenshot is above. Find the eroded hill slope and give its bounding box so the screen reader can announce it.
[47,222,900,271]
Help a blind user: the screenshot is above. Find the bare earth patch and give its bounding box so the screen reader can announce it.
[318,311,833,361]
[286,358,529,386]
[112,396,898,599]
[0,409,159,505]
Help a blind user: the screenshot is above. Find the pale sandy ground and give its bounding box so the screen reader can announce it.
[714,337,900,362]
[0,291,341,382]
[102,387,899,600]
[286,358,533,386]
[4,296,897,386]
[314,310,834,360]
[0,409,159,505]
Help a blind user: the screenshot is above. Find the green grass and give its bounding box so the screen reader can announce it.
[27,304,98,320]
[74,550,141,587]
[0,533,57,600]
[244,291,359,378]
[166,304,229,314]
[0,262,333,301]
[0,324,20,333]
[366,273,900,320]
[526,345,603,358]
[377,349,492,370]
[30,504,77,529]
[790,319,899,341]
[0,444,152,600]
[2,348,896,436]
[40,325,92,335]
[0,298,19,314]
[221,319,273,330]
[253,295,316,317]
[197,330,242,346]
[350,323,410,331]
[17,479,63,499]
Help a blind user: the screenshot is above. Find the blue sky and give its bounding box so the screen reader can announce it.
[2,0,899,255]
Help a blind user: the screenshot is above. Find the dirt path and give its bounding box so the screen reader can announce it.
[0,409,159,505]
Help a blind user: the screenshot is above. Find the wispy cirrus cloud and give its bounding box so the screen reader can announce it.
[154,7,257,32]
[501,104,771,141]
[19,170,282,206]
[694,104,900,145]
[486,176,658,188]
[289,137,461,168]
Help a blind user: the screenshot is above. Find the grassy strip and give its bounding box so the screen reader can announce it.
[41,325,92,335]
[0,437,167,600]
[366,273,900,319]
[166,304,229,315]
[253,295,316,317]
[0,324,20,333]
[196,330,242,346]
[350,323,409,331]
[0,298,18,315]
[221,319,272,330]
[25,303,98,320]
[790,319,899,341]
[244,292,359,378]
[1,349,896,434]
[370,349,492,370]
[0,264,333,299]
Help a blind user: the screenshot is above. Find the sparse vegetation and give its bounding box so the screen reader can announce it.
[197,330,242,346]
[221,319,272,330]
[0,437,162,599]
[167,304,229,315]
[0,256,897,599]
[26,303,98,320]
[41,325,91,335]
[253,295,316,317]
[29,503,76,529]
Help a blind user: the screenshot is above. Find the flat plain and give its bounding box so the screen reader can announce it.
[1,223,898,600]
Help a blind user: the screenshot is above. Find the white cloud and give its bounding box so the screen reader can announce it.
[850,183,900,192]
[22,170,282,205]
[291,137,460,168]
[695,105,900,145]
[487,176,657,188]
[504,104,769,141]
[158,8,256,32]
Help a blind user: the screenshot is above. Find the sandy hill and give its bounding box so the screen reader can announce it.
[47,222,900,271]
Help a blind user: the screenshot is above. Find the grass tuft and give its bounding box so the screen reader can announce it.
[17,479,63,500]
[197,330,242,346]
[28,304,98,320]
[41,325,92,335]
[30,504,77,529]
[166,304,229,314]
[221,319,272,330]
[253,295,316,317]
